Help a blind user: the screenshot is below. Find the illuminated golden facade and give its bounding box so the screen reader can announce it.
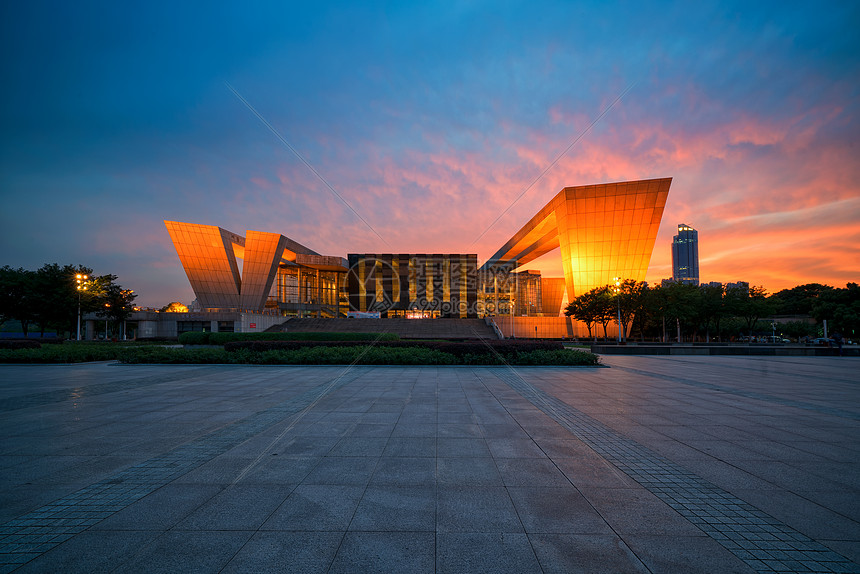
[164,221,244,309]
[165,221,348,314]
[540,278,566,316]
[166,177,670,323]
[485,178,671,303]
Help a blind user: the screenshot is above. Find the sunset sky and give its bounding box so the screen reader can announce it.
[2,1,858,308]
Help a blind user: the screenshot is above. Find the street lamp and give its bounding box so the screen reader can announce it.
[75,274,89,341]
[613,277,622,343]
[122,290,134,340]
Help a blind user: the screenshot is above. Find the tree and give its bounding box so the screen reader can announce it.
[0,266,37,336]
[780,320,817,341]
[591,287,616,339]
[811,283,860,338]
[32,263,98,337]
[695,284,725,342]
[0,264,137,339]
[728,285,775,334]
[770,283,833,315]
[616,280,648,342]
[565,287,609,341]
[628,282,661,341]
[97,283,137,339]
[658,282,700,342]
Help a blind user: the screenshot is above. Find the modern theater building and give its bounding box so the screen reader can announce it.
[153,177,671,338]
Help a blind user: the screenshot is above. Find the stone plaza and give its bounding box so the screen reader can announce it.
[1,356,858,573]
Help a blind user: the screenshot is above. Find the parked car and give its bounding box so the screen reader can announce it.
[812,338,835,345]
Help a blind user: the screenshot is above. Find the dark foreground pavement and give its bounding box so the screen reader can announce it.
[0,356,858,573]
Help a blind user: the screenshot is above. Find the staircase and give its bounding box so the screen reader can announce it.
[266,318,497,339]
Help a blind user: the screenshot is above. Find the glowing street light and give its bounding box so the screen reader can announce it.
[75,274,89,341]
[613,277,622,343]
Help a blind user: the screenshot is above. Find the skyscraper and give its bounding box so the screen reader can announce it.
[672,223,699,285]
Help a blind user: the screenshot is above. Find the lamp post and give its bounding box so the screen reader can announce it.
[75,274,89,341]
[615,279,622,342]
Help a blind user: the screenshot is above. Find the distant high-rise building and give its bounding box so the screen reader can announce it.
[672,223,699,285]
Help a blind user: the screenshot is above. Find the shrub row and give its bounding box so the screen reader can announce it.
[0,340,43,350]
[0,343,599,366]
[178,331,400,345]
[0,344,126,363]
[224,339,564,357]
[119,345,598,366]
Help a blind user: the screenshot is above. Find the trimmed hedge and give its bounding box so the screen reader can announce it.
[0,340,600,366]
[0,340,43,350]
[0,344,125,363]
[178,331,400,345]
[224,339,563,356]
[118,345,598,366]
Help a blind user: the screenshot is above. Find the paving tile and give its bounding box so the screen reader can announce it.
[480,423,531,439]
[382,437,436,458]
[437,412,476,425]
[233,455,319,485]
[221,531,342,574]
[262,484,364,531]
[328,437,389,457]
[268,436,340,458]
[300,456,379,485]
[437,423,483,438]
[349,486,435,531]
[390,423,436,438]
[485,438,546,458]
[437,486,523,533]
[552,455,639,488]
[437,457,502,486]
[528,533,650,574]
[507,487,612,534]
[495,458,570,487]
[437,532,540,574]
[370,457,436,486]
[329,532,435,574]
[436,437,491,458]
[89,484,222,531]
[15,530,160,574]
[176,484,295,530]
[111,530,253,574]
[623,534,756,574]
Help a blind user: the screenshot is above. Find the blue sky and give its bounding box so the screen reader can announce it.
[2,1,858,307]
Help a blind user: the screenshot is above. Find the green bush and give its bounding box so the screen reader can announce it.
[177,331,212,345]
[512,349,600,366]
[0,340,600,366]
[0,343,125,363]
[120,346,228,364]
[224,339,563,355]
[0,340,42,350]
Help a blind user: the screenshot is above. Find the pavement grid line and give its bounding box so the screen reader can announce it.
[489,367,860,574]
[0,368,363,572]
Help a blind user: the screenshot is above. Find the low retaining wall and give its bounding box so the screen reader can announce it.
[591,344,858,356]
